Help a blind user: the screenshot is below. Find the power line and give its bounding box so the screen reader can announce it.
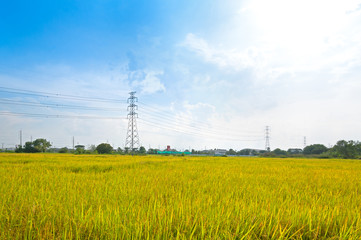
[0,111,126,120]
[0,86,127,103]
[136,102,263,141]
[0,99,123,111]
[0,89,260,140]
[138,118,264,142]
[0,86,267,146]
[137,103,263,138]
[138,101,262,135]
[0,86,262,136]
[140,112,264,140]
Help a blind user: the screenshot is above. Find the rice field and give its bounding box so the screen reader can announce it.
[0,153,360,239]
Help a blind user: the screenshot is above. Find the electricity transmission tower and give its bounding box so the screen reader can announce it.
[19,130,22,147]
[265,126,270,152]
[125,91,140,153]
[304,136,307,148]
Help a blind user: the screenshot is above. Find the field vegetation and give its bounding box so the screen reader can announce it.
[0,153,361,239]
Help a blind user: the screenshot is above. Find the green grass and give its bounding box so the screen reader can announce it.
[0,153,361,239]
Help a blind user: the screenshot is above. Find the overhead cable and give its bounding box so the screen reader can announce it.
[0,99,123,111]
[0,86,128,103]
[0,111,126,120]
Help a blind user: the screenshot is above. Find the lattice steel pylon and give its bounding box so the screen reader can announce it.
[265,126,270,152]
[304,136,307,148]
[125,91,140,153]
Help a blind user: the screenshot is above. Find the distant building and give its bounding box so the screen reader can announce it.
[215,149,227,156]
[157,150,191,155]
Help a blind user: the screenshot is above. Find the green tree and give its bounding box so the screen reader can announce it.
[331,140,358,159]
[238,149,251,155]
[74,145,85,154]
[227,149,237,155]
[23,141,40,153]
[272,148,287,155]
[75,147,85,154]
[96,143,113,154]
[357,142,361,155]
[147,148,158,154]
[139,146,146,154]
[303,144,328,155]
[59,147,68,153]
[15,146,24,153]
[33,139,51,152]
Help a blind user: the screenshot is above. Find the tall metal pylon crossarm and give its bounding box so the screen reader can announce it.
[125,92,140,153]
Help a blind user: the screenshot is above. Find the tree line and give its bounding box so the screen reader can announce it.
[263,140,361,159]
[13,139,147,155]
[8,138,361,159]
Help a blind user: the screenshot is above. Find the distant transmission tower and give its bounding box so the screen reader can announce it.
[19,130,22,147]
[304,136,307,148]
[125,91,140,153]
[265,126,270,152]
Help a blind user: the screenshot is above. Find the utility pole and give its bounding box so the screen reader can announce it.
[125,91,140,154]
[265,126,270,152]
[72,136,75,150]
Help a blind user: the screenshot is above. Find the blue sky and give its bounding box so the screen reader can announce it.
[1,0,361,150]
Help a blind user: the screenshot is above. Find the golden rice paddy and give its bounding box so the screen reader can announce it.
[0,153,360,239]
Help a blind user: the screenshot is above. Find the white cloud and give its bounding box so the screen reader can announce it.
[182,2,361,86]
[180,101,216,124]
[244,0,361,71]
[130,70,165,94]
[174,0,361,150]
[182,33,261,71]
[182,0,361,81]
